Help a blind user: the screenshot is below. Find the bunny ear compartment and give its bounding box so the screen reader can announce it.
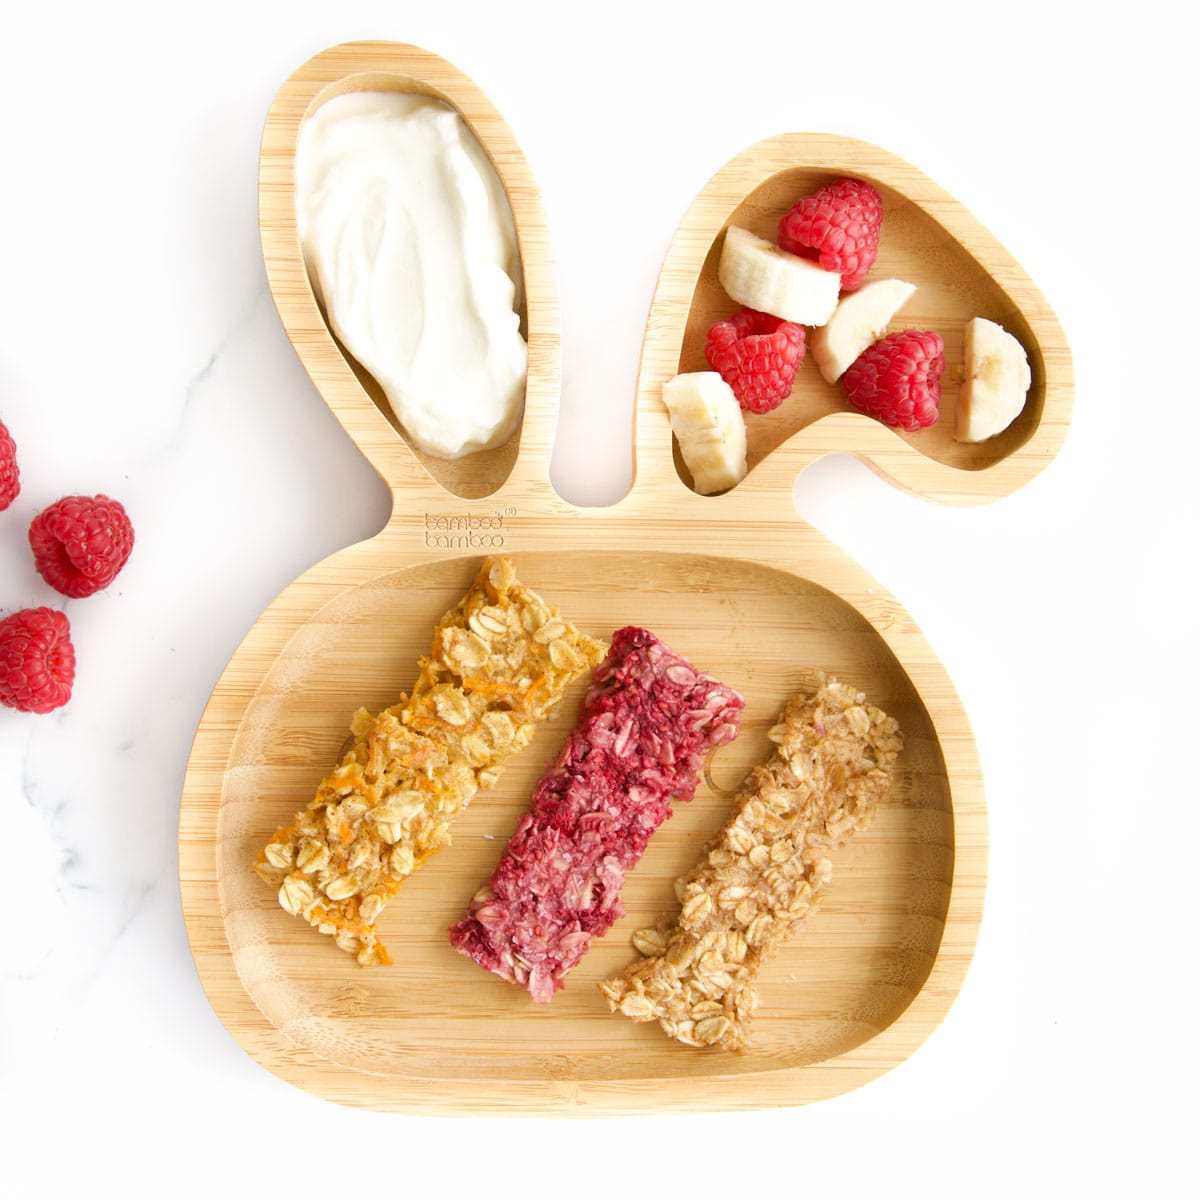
[259,40,559,505]
[632,133,1072,509]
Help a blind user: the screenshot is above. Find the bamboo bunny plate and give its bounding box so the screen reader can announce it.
[179,41,1071,1114]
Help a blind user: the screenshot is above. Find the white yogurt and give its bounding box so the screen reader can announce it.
[295,91,527,460]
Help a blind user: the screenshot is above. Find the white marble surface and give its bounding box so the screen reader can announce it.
[2,1,1197,1195]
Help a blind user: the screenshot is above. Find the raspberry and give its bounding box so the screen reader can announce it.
[704,308,806,414]
[0,607,75,714]
[778,178,884,291]
[29,494,135,598]
[0,418,18,512]
[842,330,945,431]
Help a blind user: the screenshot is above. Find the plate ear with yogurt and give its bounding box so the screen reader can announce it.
[295,90,527,463]
[180,40,1072,1114]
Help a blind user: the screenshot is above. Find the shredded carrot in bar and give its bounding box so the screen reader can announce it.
[255,556,604,965]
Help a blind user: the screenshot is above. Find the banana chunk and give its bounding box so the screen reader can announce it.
[662,372,748,495]
[810,278,917,383]
[956,317,1031,442]
[717,226,841,326]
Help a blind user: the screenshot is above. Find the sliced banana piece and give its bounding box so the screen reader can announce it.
[717,226,841,326]
[810,278,917,383]
[956,317,1032,442]
[662,372,747,495]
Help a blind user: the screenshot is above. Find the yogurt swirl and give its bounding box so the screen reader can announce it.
[295,91,527,460]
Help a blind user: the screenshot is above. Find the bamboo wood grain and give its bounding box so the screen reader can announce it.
[179,40,1069,1113]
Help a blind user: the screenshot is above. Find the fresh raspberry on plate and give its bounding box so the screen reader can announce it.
[704,307,806,414]
[0,607,75,714]
[0,418,18,512]
[842,330,945,431]
[778,178,884,292]
[29,494,135,598]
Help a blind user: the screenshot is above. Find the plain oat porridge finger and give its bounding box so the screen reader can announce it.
[600,673,902,1050]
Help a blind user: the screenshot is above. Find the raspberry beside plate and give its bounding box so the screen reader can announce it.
[0,607,76,713]
[0,419,18,512]
[29,494,135,599]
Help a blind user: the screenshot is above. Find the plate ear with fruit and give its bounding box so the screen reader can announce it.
[663,131,1070,501]
[179,40,1072,1113]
